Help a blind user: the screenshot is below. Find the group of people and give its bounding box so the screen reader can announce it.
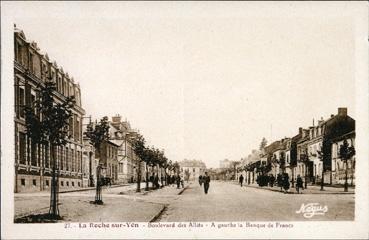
[198,172,211,194]
[238,173,304,194]
[149,174,161,189]
[167,173,184,189]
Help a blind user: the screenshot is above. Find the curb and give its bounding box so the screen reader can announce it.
[245,184,354,194]
[149,204,168,223]
[148,184,190,222]
[59,184,129,194]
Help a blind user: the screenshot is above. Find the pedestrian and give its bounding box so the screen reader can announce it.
[176,174,181,189]
[269,174,275,187]
[282,173,290,193]
[239,174,244,187]
[171,175,176,187]
[154,174,160,189]
[277,174,283,191]
[296,174,304,194]
[203,172,211,194]
[199,175,203,186]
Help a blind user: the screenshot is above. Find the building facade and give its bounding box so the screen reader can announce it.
[331,131,355,185]
[96,141,119,183]
[14,28,85,192]
[179,159,206,181]
[109,115,144,184]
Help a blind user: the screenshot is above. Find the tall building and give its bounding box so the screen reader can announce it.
[14,27,85,192]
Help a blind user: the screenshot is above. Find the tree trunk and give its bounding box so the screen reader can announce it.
[320,165,324,191]
[136,160,141,192]
[344,160,348,192]
[304,163,308,189]
[145,164,149,191]
[49,144,60,218]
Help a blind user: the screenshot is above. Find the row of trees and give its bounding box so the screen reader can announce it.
[24,80,180,219]
[132,135,180,191]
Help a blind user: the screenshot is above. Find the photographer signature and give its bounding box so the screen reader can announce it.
[296,203,328,218]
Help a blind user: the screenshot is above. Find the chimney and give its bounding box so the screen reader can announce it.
[338,107,347,117]
[299,127,303,135]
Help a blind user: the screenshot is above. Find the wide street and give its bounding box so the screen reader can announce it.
[14,181,354,223]
[157,181,355,222]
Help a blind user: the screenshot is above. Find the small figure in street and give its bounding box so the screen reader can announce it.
[180,173,185,188]
[171,175,176,187]
[282,173,290,193]
[154,174,160,189]
[269,174,275,187]
[176,174,181,189]
[203,172,211,194]
[239,174,244,187]
[296,174,304,194]
[199,175,203,186]
[277,174,283,192]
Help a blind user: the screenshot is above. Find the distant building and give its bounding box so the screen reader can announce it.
[179,159,206,181]
[219,159,231,169]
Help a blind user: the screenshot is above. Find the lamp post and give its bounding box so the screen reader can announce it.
[93,164,104,204]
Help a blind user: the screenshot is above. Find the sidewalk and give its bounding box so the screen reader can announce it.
[14,182,190,223]
[228,181,354,194]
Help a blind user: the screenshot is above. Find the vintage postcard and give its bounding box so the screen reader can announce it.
[1,1,368,239]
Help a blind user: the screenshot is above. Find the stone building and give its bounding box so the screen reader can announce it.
[306,119,325,183]
[331,131,355,185]
[296,128,313,183]
[179,159,206,181]
[96,140,119,183]
[14,27,85,192]
[109,115,145,183]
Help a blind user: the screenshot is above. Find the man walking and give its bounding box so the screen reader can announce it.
[203,172,211,194]
[296,174,304,194]
[239,174,244,187]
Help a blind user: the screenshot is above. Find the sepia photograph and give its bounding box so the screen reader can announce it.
[1,1,368,239]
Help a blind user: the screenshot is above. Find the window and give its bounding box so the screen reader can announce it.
[74,116,80,141]
[29,53,34,73]
[71,149,75,171]
[61,181,64,186]
[69,116,74,139]
[30,141,37,166]
[76,151,79,172]
[72,182,74,187]
[65,147,69,171]
[66,181,69,187]
[21,179,25,186]
[19,87,25,118]
[45,180,49,186]
[45,143,49,168]
[19,132,26,164]
[33,179,37,186]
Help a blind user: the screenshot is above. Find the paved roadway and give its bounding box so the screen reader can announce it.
[158,181,355,221]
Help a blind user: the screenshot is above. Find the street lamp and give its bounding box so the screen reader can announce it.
[92,164,105,205]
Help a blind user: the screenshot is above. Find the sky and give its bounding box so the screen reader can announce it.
[5,2,356,168]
